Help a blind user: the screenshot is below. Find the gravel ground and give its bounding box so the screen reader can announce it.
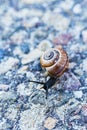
[0,0,87,130]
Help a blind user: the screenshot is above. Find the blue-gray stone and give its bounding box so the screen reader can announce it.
[20,43,30,54]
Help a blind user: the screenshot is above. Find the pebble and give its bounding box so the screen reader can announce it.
[69,62,77,69]
[82,104,87,116]
[60,0,74,11]
[74,68,83,76]
[79,44,87,53]
[0,84,9,91]
[13,47,24,57]
[0,57,19,74]
[1,12,13,27]
[18,65,28,73]
[23,17,39,28]
[82,58,87,72]
[21,48,42,64]
[0,91,17,101]
[63,72,81,91]
[0,118,7,130]
[81,29,87,44]
[44,117,57,130]
[20,43,30,54]
[38,40,52,52]
[73,91,83,98]
[5,106,18,121]
[55,106,65,124]
[10,30,28,45]
[73,4,82,14]
[17,83,31,96]
[53,33,72,45]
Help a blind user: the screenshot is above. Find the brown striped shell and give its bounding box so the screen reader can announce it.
[40,45,69,77]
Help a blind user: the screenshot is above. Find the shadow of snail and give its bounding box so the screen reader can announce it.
[29,45,69,99]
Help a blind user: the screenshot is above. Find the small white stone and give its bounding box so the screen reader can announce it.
[0,91,16,100]
[82,30,87,44]
[82,104,87,116]
[0,57,19,74]
[1,13,13,27]
[10,30,27,44]
[74,91,83,98]
[5,107,18,121]
[82,58,87,72]
[69,62,77,69]
[23,17,39,28]
[0,84,9,91]
[17,83,31,96]
[38,40,52,52]
[73,4,82,14]
[21,48,43,64]
[60,0,74,11]
[74,69,83,76]
[18,65,28,74]
[13,47,23,57]
[44,117,57,130]
[79,44,87,52]
[0,118,6,129]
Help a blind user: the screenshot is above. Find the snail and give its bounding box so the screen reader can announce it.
[28,46,69,99]
[40,45,69,77]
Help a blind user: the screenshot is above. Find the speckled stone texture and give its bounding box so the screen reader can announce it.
[0,0,87,130]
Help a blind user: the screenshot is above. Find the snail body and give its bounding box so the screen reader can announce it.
[40,46,69,77]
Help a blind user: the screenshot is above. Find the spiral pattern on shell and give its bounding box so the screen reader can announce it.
[40,46,69,77]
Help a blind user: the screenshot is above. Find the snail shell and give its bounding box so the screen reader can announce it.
[40,46,69,77]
